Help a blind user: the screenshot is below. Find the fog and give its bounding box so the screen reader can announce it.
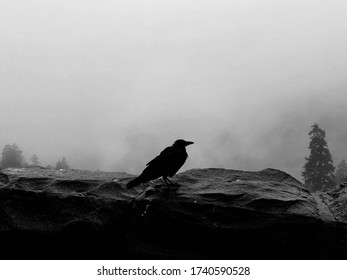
[1,0,347,180]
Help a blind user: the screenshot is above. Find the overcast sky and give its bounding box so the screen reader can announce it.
[1,0,347,180]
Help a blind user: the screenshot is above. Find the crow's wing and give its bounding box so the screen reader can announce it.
[146,146,172,166]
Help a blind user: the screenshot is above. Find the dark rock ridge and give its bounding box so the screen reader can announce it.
[0,167,346,259]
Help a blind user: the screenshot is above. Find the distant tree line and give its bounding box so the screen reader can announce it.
[1,124,346,192]
[0,143,70,170]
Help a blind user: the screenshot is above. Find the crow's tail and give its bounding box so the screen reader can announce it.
[126,176,143,188]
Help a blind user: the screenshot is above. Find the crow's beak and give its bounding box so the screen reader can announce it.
[185,141,194,146]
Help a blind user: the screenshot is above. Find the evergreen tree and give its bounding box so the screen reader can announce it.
[30,154,40,165]
[335,160,347,186]
[302,123,335,191]
[61,157,69,169]
[55,157,69,169]
[0,143,25,168]
[55,160,62,169]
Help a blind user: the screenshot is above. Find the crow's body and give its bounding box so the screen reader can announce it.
[126,139,193,188]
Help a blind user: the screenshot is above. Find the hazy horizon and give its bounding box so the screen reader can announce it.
[1,0,347,181]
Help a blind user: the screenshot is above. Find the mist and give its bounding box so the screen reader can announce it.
[1,0,347,181]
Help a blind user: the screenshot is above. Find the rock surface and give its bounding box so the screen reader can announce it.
[0,167,346,259]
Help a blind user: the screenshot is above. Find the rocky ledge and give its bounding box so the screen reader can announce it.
[0,167,346,259]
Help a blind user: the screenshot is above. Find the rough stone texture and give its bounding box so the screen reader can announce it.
[325,182,347,223]
[317,182,347,254]
[0,167,346,259]
[0,172,9,186]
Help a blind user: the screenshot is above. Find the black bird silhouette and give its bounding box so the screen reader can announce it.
[126,139,194,188]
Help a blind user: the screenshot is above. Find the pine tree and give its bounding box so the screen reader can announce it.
[55,160,62,169]
[0,143,25,168]
[55,157,69,169]
[30,154,40,165]
[61,157,69,169]
[302,123,335,191]
[335,160,347,186]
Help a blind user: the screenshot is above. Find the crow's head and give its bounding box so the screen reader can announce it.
[173,139,194,148]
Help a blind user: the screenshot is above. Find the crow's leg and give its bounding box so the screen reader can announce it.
[163,176,178,186]
[162,176,170,185]
[152,178,162,188]
[166,177,174,185]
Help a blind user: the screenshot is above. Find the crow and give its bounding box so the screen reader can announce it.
[126,139,194,188]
